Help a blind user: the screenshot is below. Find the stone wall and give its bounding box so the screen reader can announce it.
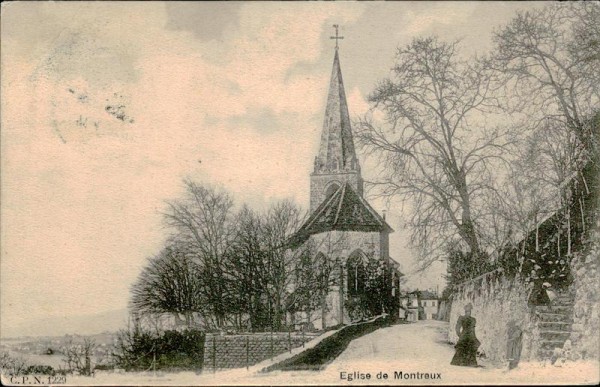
[449,272,539,364]
[437,300,450,321]
[569,216,600,360]
[568,156,599,360]
[202,333,315,371]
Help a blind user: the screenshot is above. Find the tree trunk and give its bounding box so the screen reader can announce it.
[321,294,327,329]
[273,293,282,331]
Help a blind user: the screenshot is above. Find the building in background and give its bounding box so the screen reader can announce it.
[419,290,439,320]
[400,290,439,321]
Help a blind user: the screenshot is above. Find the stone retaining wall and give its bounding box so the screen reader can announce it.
[568,154,599,360]
[202,332,315,371]
[449,272,539,364]
[569,217,600,360]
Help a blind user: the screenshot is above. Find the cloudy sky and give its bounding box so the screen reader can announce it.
[1,1,542,337]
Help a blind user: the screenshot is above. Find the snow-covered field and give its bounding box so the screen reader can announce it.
[9,321,597,386]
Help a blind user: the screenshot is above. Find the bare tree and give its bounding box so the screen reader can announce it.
[163,180,236,328]
[356,36,513,269]
[286,239,323,326]
[130,245,203,328]
[226,205,270,330]
[498,117,583,245]
[492,2,599,152]
[261,200,305,330]
[491,2,599,256]
[227,200,309,331]
[0,352,29,376]
[61,338,97,375]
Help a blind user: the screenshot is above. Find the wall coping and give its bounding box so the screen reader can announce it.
[453,268,506,291]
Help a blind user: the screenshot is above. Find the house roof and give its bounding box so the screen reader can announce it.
[405,290,438,300]
[419,290,438,300]
[289,182,393,247]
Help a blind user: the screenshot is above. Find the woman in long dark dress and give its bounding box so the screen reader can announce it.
[451,303,481,367]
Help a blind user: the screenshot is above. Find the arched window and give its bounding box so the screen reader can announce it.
[315,252,329,291]
[325,183,340,198]
[347,250,367,297]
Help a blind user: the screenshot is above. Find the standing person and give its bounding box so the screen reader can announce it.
[506,321,523,370]
[528,280,551,305]
[451,303,481,367]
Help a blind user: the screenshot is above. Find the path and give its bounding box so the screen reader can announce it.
[64,320,598,385]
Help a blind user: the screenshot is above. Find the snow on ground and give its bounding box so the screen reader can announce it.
[29,321,599,386]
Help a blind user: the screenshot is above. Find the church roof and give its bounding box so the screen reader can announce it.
[315,49,359,173]
[289,182,393,247]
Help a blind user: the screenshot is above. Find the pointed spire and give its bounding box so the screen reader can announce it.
[314,48,359,174]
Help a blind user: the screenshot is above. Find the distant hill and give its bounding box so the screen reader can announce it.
[1,308,130,338]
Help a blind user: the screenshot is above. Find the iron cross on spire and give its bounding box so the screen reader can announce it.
[330,24,344,50]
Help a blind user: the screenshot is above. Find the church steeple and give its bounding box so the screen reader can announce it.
[314,49,360,174]
[310,29,363,212]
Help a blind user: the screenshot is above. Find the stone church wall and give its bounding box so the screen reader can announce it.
[306,230,390,328]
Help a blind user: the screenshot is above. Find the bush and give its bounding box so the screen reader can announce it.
[344,258,396,322]
[0,352,29,376]
[60,337,96,375]
[344,296,367,322]
[23,365,55,375]
[113,326,205,371]
[93,363,114,371]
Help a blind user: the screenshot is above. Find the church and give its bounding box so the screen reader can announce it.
[290,35,403,329]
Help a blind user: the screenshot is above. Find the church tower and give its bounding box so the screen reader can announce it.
[290,26,400,329]
[310,48,363,212]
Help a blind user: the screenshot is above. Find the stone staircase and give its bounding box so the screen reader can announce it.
[534,290,575,359]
